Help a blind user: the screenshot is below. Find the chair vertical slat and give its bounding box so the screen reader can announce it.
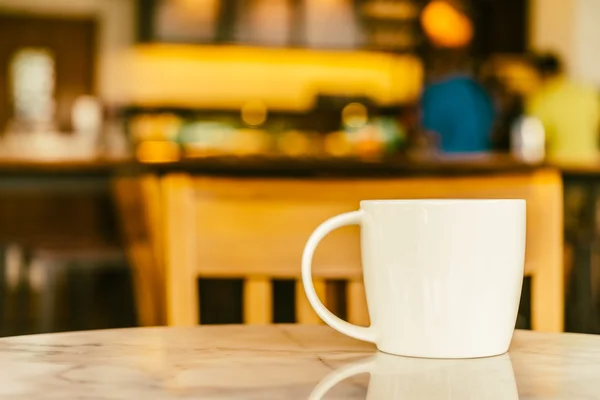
[139,175,167,324]
[296,279,326,324]
[243,277,273,324]
[529,169,564,332]
[163,174,200,326]
[347,279,370,326]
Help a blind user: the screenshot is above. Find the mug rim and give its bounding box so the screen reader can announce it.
[360,199,526,205]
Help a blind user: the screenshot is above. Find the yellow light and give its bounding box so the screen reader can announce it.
[241,100,268,126]
[278,131,311,157]
[362,1,419,20]
[231,129,271,156]
[342,102,368,128]
[129,113,182,141]
[123,44,423,110]
[421,1,473,48]
[324,131,352,157]
[136,140,181,163]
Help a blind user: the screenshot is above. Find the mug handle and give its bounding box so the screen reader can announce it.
[301,210,375,343]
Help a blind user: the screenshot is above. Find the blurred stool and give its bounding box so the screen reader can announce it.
[4,247,127,334]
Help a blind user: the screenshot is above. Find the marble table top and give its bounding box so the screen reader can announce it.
[0,325,599,399]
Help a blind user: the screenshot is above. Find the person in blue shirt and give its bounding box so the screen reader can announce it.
[421,51,495,153]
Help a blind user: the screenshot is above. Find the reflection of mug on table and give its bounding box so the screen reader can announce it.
[309,352,518,400]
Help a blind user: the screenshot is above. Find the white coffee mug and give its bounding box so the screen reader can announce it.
[302,199,526,358]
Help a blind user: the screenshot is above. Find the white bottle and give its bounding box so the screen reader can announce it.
[511,116,545,163]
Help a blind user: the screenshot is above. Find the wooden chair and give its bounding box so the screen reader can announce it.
[154,168,563,331]
[113,175,165,326]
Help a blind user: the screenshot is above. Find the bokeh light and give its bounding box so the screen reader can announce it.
[421,1,473,48]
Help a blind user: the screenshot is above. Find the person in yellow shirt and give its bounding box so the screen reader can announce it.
[526,53,600,162]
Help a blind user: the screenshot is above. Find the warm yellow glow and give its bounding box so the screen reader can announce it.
[355,125,384,157]
[241,100,268,126]
[230,129,271,156]
[481,56,541,96]
[129,113,182,141]
[122,44,423,110]
[324,131,352,156]
[136,140,181,163]
[361,1,419,20]
[421,1,473,48]
[277,131,312,156]
[342,102,368,128]
[494,58,541,96]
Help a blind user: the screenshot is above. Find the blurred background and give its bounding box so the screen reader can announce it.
[0,0,598,336]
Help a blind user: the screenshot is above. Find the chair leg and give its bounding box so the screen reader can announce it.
[112,176,164,326]
[70,264,95,331]
[162,174,199,326]
[531,169,564,332]
[32,258,57,333]
[129,242,162,327]
[532,267,564,332]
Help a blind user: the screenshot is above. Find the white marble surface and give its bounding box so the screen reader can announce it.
[0,326,599,399]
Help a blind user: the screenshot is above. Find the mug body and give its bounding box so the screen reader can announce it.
[360,199,526,358]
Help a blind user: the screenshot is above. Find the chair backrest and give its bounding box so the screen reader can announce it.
[163,168,563,330]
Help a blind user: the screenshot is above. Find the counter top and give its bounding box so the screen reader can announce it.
[151,154,542,177]
[0,158,136,177]
[3,154,598,178]
[554,161,600,176]
[0,325,599,399]
[0,154,543,178]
